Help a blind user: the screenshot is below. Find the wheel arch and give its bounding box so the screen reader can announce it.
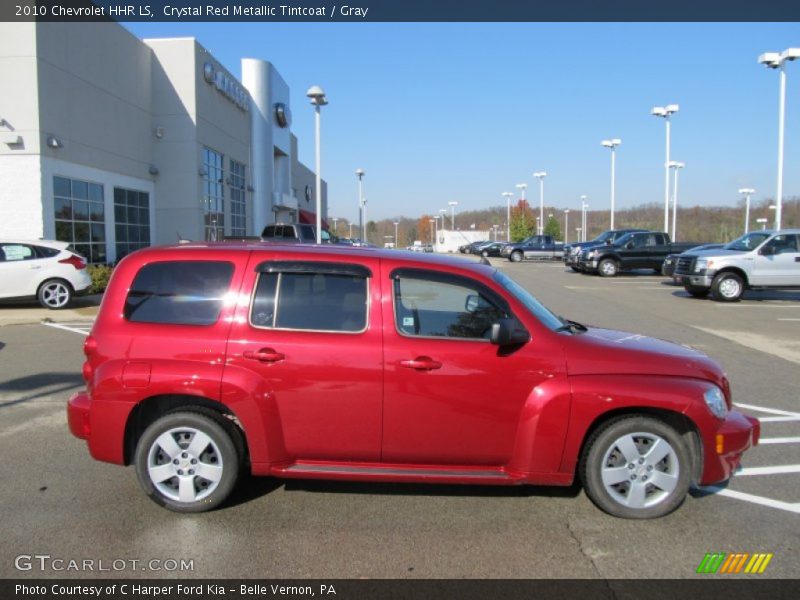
[713,266,749,287]
[123,394,249,467]
[576,407,703,485]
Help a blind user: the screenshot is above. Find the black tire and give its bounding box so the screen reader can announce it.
[710,272,744,302]
[685,286,710,298]
[509,251,523,263]
[37,278,73,309]
[569,266,581,273]
[580,416,691,519]
[597,258,619,277]
[135,411,241,513]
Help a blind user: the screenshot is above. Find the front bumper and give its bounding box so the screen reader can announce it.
[700,410,760,485]
[578,258,598,272]
[677,273,714,288]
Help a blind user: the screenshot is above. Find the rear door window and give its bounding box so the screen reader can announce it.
[250,262,369,332]
[124,261,234,325]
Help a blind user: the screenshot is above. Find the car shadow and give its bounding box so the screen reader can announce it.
[0,372,85,408]
[0,293,103,310]
[225,475,583,507]
[671,289,800,302]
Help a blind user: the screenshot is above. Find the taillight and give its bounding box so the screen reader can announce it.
[84,335,98,357]
[83,336,97,385]
[59,254,87,270]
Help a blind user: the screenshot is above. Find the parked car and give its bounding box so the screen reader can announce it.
[501,235,563,262]
[68,242,758,518]
[459,240,489,254]
[261,223,336,244]
[579,232,703,277]
[563,229,650,272]
[476,241,506,257]
[662,244,725,279]
[0,239,91,309]
[673,230,800,301]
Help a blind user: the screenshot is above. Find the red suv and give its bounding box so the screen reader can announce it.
[67,243,759,518]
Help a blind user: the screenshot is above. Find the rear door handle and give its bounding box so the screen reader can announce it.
[243,349,285,363]
[400,356,442,371]
[795,257,800,262]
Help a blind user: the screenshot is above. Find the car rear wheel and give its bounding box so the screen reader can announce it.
[510,251,523,263]
[685,286,709,298]
[135,411,240,513]
[598,259,619,277]
[711,272,744,302]
[581,416,691,519]
[37,279,73,309]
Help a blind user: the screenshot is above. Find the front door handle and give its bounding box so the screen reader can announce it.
[795,257,800,262]
[243,349,285,363]
[400,356,442,371]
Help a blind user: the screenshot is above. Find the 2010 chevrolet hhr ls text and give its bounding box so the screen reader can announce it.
[68,243,759,518]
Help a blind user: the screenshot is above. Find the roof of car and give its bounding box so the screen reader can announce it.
[0,239,69,248]
[125,241,496,273]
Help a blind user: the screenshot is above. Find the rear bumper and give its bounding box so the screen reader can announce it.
[67,391,91,440]
[700,411,760,485]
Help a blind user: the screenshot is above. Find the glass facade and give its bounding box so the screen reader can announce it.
[114,187,151,260]
[202,147,225,241]
[53,176,106,263]
[229,159,246,237]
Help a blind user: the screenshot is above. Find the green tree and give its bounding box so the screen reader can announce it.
[543,215,562,240]
[509,200,534,241]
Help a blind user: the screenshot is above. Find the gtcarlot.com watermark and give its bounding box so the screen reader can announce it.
[14,554,194,573]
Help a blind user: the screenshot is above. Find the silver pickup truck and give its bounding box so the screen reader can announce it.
[673,229,800,301]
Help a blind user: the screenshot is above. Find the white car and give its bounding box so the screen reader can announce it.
[0,240,92,309]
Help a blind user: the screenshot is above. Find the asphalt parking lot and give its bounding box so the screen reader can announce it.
[0,259,797,580]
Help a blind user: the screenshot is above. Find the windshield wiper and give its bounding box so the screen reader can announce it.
[555,318,587,334]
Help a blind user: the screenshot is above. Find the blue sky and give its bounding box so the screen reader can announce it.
[125,22,800,223]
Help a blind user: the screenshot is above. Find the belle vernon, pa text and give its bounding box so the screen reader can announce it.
[16,584,338,597]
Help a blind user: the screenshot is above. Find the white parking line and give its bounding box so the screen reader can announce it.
[778,318,800,321]
[736,464,800,476]
[757,416,800,423]
[41,322,91,336]
[759,437,800,445]
[700,486,800,515]
[734,402,800,417]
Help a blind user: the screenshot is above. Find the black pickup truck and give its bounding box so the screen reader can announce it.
[578,231,702,277]
[563,228,650,272]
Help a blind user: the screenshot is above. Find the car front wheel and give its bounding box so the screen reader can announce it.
[37,279,73,309]
[509,251,523,263]
[581,416,691,519]
[710,272,744,302]
[598,259,619,277]
[135,411,241,513]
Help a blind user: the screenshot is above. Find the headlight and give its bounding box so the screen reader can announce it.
[587,249,598,258]
[695,258,715,272]
[704,386,728,419]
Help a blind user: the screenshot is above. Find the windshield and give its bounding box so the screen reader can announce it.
[593,231,614,243]
[613,232,634,246]
[492,271,563,331]
[724,232,770,252]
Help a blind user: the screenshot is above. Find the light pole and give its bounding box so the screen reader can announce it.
[580,196,589,241]
[533,172,546,235]
[393,221,399,248]
[601,139,621,229]
[448,201,458,230]
[332,217,338,235]
[758,48,800,230]
[668,161,684,241]
[651,104,679,236]
[502,192,513,242]
[576,227,582,242]
[757,217,768,230]
[348,222,353,238]
[564,209,570,244]
[306,85,328,244]
[516,183,528,228]
[739,188,755,234]
[355,168,365,241]
[429,219,435,245]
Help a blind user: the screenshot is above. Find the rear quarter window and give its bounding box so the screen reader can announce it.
[124,261,234,325]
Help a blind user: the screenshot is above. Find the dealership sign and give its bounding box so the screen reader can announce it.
[203,62,249,111]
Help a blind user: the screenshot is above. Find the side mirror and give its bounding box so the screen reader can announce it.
[465,294,491,313]
[759,245,776,256]
[490,318,530,347]
[605,240,612,245]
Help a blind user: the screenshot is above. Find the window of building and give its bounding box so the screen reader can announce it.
[229,159,246,237]
[393,271,507,340]
[203,147,225,241]
[250,264,369,333]
[53,176,106,263]
[124,261,234,325]
[114,187,150,261]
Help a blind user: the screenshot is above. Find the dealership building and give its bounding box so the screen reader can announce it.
[0,21,327,263]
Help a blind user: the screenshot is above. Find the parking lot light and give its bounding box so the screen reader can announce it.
[448,201,458,230]
[668,161,685,241]
[739,188,755,233]
[651,104,679,236]
[502,192,514,241]
[756,217,768,230]
[563,209,570,244]
[355,168,365,241]
[307,85,328,244]
[759,48,800,229]
[580,196,589,241]
[601,139,621,229]
[533,172,547,235]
